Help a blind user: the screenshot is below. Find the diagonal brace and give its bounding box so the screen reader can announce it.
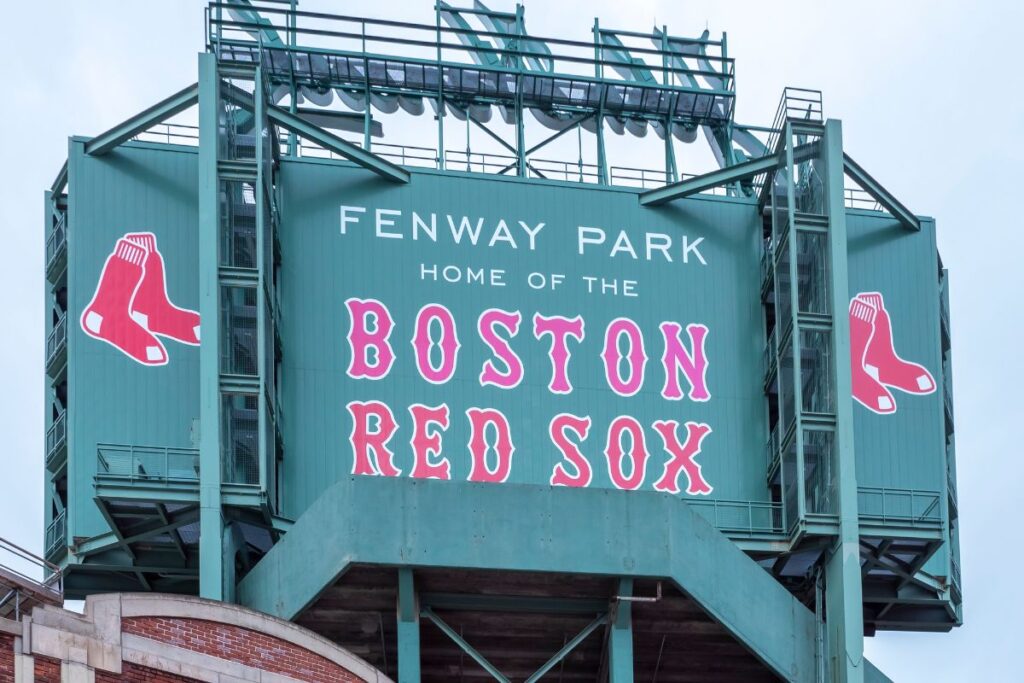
[843,153,920,231]
[640,141,820,206]
[524,612,608,683]
[86,83,199,156]
[268,105,410,183]
[421,607,510,683]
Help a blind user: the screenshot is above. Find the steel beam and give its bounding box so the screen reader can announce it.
[822,119,865,683]
[50,161,68,196]
[397,568,421,683]
[524,613,607,683]
[85,83,199,156]
[421,592,607,614]
[640,142,820,206]
[267,105,410,184]
[842,153,920,231]
[609,578,634,683]
[422,607,510,683]
[197,53,225,601]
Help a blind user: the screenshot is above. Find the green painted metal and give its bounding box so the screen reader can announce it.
[422,607,511,683]
[609,577,634,683]
[523,612,607,683]
[397,567,421,683]
[64,140,200,542]
[277,161,768,511]
[50,161,68,196]
[640,142,819,206]
[85,83,199,157]
[197,52,224,600]
[842,154,920,232]
[823,119,865,683]
[237,476,818,681]
[266,105,410,183]
[421,593,607,614]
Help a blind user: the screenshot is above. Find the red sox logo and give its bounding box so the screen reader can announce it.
[80,232,199,365]
[849,291,935,414]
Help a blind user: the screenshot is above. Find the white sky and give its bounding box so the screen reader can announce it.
[1,1,1021,680]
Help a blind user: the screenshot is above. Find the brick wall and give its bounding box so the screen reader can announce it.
[34,655,60,683]
[96,662,199,683]
[0,633,13,683]
[123,617,364,683]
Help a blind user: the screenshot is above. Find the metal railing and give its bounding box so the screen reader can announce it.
[765,425,780,472]
[133,122,201,146]
[763,327,777,378]
[45,212,67,274]
[45,413,67,471]
[687,499,784,536]
[95,444,200,484]
[844,186,882,211]
[206,1,735,93]
[765,88,823,159]
[950,555,962,599]
[857,486,942,527]
[45,316,67,371]
[44,511,66,558]
[0,537,63,620]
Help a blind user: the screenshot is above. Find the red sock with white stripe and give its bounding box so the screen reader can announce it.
[849,298,895,414]
[80,239,167,366]
[124,232,200,345]
[856,292,935,395]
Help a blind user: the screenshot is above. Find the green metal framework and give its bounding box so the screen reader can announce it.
[40,2,962,681]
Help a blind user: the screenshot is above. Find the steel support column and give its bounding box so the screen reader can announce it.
[397,567,421,683]
[609,578,634,682]
[822,119,865,683]
[197,52,224,601]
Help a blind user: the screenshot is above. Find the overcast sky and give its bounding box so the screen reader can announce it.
[1,1,1021,680]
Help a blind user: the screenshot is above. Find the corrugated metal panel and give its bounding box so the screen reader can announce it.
[277,160,768,517]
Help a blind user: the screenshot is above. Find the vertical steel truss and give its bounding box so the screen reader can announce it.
[198,51,283,600]
[762,113,865,681]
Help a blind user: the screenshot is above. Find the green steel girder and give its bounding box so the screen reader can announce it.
[77,504,199,558]
[842,153,920,231]
[237,476,817,681]
[50,161,68,196]
[421,592,608,615]
[221,80,409,183]
[609,577,634,683]
[85,83,200,156]
[397,567,420,683]
[421,607,511,683]
[639,152,777,206]
[639,141,820,206]
[524,613,607,683]
[268,105,410,184]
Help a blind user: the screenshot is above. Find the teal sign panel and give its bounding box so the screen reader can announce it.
[68,142,200,537]
[277,161,767,516]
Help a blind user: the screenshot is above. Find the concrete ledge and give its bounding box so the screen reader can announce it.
[0,617,21,636]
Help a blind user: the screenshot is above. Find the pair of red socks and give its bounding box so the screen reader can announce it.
[849,292,934,414]
[80,233,199,366]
